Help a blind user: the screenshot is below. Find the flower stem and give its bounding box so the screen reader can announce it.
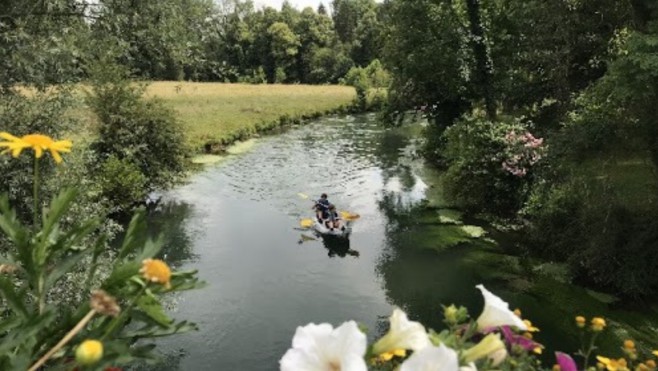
[583,332,599,370]
[28,309,97,371]
[32,157,39,229]
[101,284,148,340]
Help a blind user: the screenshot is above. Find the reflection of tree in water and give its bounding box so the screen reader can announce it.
[374,193,483,333]
[146,200,198,267]
[319,234,360,258]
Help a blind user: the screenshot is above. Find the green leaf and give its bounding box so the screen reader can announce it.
[120,320,198,339]
[118,209,148,260]
[135,295,172,327]
[135,236,163,263]
[103,261,140,290]
[0,276,29,318]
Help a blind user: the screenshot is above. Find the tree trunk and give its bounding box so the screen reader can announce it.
[465,0,496,120]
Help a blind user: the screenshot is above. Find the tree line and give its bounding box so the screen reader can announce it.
[0,0,386,86]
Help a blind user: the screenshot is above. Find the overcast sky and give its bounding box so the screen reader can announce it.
[252,0,329,11]
[251,0,382,12]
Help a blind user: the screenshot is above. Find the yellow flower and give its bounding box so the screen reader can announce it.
[653,351,658,357]
[140,259,172,288]
[378,348,406,362]
[523,319,540,332]
[596,356,629,371]
[623,340,635,350]
[591,317,606,332]
[637,363,650,371]
[646,359,656,368]
[553,365,561,371]
[75,339,103,365]
[0,132,72,164]
[514,308,522,317]
[575,315,586,328]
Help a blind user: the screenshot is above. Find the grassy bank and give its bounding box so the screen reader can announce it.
[144,82,356,150]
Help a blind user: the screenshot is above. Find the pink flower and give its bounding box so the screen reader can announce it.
[555,352,578,371]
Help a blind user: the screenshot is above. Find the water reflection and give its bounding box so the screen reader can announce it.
[319,235,360,258]
[146,200,198,267]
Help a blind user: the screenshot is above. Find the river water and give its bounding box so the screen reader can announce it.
[147,114,658,370]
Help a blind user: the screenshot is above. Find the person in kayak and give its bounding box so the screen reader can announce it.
[326,204,343,231]
[313,193,330,222]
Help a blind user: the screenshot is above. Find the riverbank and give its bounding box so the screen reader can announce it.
[143,82,356,151]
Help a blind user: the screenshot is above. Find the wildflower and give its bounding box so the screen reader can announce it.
[646,360,656,368]
[372,308,430,355]
[555,352,578,371]
[501,325,543,354]
[623,340,635,350]
[0,132,72,164]
[575,316,586,328]
[377,349,406,362]
[591,317,606,332]
[475,284,527,331]
[140,259,172,289]
[399,343,459,371]
[596,356,629,371]
[75,339,103,365]
[90,290,120,317]
[462,333,505,364]
[653,351,658,357]
[514,308,522,317]
[523,319,540,332]
[637,363,650,371]
[279,321,367,371]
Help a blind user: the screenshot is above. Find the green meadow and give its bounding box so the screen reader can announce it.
[143,82,356,149]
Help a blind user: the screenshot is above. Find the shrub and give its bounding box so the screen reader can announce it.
[97,155,148,214]
[441,114,545,216]
[87,65,188,210]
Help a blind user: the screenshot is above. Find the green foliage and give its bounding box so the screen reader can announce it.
[342,59,390,109]
[0,185,201,369]
[97,156,148,214]
[87,65,188,207]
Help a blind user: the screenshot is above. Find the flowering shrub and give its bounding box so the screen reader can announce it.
[0,132,202,370]
[279,285,658,371]
[441,114,545,216]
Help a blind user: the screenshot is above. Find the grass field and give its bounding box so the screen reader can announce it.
[143,82,356,149]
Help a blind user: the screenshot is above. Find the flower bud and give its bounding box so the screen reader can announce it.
[575,316,586,328]
[75,339,103,365]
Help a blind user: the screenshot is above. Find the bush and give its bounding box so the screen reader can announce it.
[97,155,148,214]
[87,65,188,210]
[441,114,545,216]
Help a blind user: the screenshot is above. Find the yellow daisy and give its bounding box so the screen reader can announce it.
[140,259,172,289]
[0,132,72,164]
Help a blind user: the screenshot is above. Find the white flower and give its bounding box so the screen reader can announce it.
[475,284,527,331]
[372,308,431,355]
[459,363,478,371]
[279,321,367,371]
[400,343,459,371]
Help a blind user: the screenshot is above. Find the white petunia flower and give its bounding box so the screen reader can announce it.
[400,343,459,371]
[475,284,527,331]
[372,308,431,355]
[279,321,367,371]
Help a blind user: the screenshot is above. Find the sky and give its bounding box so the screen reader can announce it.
[252,0,330,11]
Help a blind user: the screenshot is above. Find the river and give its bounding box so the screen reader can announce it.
[146,113,658,370]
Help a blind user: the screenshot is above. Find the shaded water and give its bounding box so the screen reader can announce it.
[148,114,658,370]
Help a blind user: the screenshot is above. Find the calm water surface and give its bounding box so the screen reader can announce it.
[148,114,658,370]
